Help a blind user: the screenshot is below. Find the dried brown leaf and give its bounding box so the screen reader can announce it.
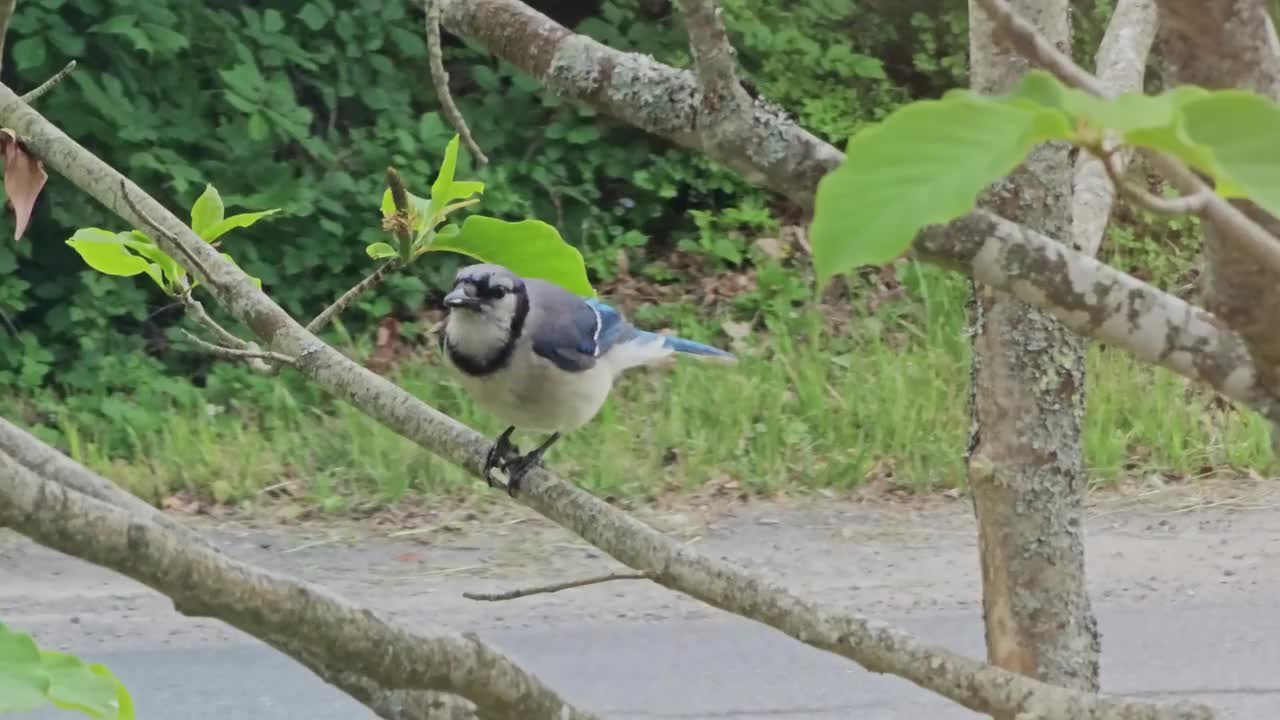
[0,129,47,240]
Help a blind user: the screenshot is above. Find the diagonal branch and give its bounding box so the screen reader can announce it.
[0,443,593,720]
[0,82,1216,720]
[439,0,843,207]
[307,259,399,334]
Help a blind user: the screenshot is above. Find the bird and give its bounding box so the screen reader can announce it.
[438,262,736,495]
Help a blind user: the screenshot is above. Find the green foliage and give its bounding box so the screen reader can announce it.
[372,136,594,296]
[66,183,275,295]
[3,0,986,393]
[0,623,133,719]
[811,70,1280,281]
[811,86,1071,277]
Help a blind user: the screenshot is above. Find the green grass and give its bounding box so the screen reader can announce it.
[3,262,1273,511]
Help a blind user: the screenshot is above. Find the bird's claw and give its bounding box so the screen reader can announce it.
[498,453,545,497]
[483,427,521,489]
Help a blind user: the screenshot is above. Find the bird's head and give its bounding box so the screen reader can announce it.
[442,264,529,362]
[443,264,526,320]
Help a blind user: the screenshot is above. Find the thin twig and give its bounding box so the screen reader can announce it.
[182,294,251,349]
[1100,149,1211,215]
[306,260,399,334]
[20,60,76,104]
[425,0,487,164]
[0,0,15,78]
[463,572,653,601]
[180,329,297,366]
[976,0,1280,276]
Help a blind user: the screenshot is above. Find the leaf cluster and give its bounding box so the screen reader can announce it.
[0,622,133,719]
[810,70,1280,281]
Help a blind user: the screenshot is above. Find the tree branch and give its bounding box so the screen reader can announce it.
[180,328,298,366]
[0,82,1216,720]
[424,0,487,164]
[1071,0,1157,256]
[306,260,399,334]
[438,0,842,207]
[673,0,748,111]
[464,572,652,601]
[0,0,15,78]
[20,60,76,104]
[182,294,252,349]
[0,444,593,720]
[917,210,1280,424]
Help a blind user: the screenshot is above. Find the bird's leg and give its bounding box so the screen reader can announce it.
[500,432,561,496]
[483,426,521,488]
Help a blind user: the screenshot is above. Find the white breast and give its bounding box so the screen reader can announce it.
[444,338,615,434]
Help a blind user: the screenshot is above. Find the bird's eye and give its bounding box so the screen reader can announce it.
[490,287,507,298]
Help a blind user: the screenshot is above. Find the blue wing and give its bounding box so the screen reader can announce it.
[526,282,637,372]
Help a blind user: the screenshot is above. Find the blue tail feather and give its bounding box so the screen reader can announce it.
[642,331,735,360]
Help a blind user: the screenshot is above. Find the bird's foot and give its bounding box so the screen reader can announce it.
[483,426,521,489]
[498,453,541,497]
[497,432,561,497]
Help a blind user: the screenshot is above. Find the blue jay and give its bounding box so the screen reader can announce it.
[439,263,735,494]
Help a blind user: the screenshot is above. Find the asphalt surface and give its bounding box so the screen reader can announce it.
[16,604,1280,719]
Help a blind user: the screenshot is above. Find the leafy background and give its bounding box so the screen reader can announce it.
[3,0,1229,505]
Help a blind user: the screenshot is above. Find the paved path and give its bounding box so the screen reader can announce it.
[5,490,1279,718]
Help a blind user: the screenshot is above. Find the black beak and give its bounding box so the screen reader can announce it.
[443,287,481,309]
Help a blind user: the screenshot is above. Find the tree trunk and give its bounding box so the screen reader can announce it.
[1155,0,1280,452]
[964,0,1101,706]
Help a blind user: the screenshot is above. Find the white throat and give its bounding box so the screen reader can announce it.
[445,308,516,363]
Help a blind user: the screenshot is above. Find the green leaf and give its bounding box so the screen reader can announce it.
[66,229,152,278]
[202,209,281,244]
[11,36,47,70]
[366,242,398,259]
[0,624,49,713]
[448,180,485,201]
[121,231,184,287]
[429,215,595,297]
[43,650,131,719]
[810,93,1072,281]
[430,134,461,204]
[298,3,329,30]
[88,664,135,720]
[190,184,226,239]
[1177,90,1280,212]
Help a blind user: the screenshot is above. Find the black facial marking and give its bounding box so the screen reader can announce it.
[445,284,529,377]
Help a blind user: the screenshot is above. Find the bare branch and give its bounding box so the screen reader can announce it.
[0,0,15,78]
[0,445,596,720]
[975,0,1280,278]
[917,210,1280,424]
[464,572,652,601]
[182,294,251,349]
[306,167,412,334]
[0,415,171,526]
[673,0,748,111]
[438,0,842,207]
[1100,148,1212,215]
[180,329,298,366]
[1071,0,1157,256]
[425,0,487,164]
[20,60,76,104]
[306,260,398,334]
